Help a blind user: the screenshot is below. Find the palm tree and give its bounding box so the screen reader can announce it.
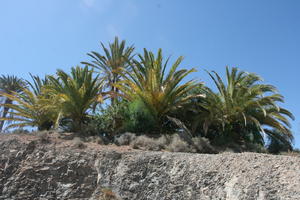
[115,48,201,132]
[0,87,60,130]
[267,129,293,154]
[47,66,104,132]
[196,67,294,146]
[82,37,135,105]
[0,75,27,131]
[26,73,51,96]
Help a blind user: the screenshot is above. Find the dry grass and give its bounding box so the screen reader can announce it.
[165,134,195,153]
[280,150,300,157]
[130,135,166,151]
[115,132,137,146]
[0,131,218,154]
[99,188,120,200]
[84,136,105,145]
[72,137,87,149]
[192,137,216,153]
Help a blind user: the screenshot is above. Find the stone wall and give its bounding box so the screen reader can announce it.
[0,134,300,200]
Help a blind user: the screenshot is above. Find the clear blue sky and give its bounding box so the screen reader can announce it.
[1,0,300,147]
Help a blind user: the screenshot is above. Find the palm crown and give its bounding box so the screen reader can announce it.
[0,75,27,131]
[198,67,294,145]
[116,48,200,130]
[47,66,104,132]
[0,88,59,130]
[82,37,135,104]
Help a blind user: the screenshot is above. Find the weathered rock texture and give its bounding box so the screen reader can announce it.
[1,133,300,200]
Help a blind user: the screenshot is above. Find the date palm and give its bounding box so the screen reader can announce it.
[197,67,294,146]
[0,75,27,131]
[26,73,51,96]
[115,48,200,131]
[0,87,60,130]
[82,37,135,105]
[267,129,293,154]
[47,66,104,132]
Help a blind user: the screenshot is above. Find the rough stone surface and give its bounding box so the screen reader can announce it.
[1,133,300,200]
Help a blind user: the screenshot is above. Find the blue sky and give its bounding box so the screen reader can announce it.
[1,0,300,146]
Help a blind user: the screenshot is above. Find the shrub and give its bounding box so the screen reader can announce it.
[84,101,130,139]
[192,137,217,154]
[163,134,216,153]
[86,100,158,139]
[84,136,105,145]
[123,99,157,134]
[96,101,129,136]
[127,133,217,154]
[246,143,268,153]
[165,134,195,153]
[130,135,166,151]
[114,132,137,146]
[72,137,86,149]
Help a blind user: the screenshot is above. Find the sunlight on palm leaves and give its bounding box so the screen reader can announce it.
[198,67,294,145]
[82,37,135,104]
[0,88,60,130]
[0,75,27,131]
[47,66,104,132]
[116,48,200,128]
[26,73,50,96]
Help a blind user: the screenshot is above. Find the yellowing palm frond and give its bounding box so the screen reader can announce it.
[0,88,60,130]
[82,37,135,104]
[47,66,104,132]
[116,48,201,126]
[199,67,294,145]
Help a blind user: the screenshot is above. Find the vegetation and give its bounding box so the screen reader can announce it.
[267,129,293,154]
[82,37,135,105]
[0,37,296,154]
[115,48,200,133]
[0,88,59,130]
[193,67,294,150]
[0,75,27,131]
[47,66,104,132]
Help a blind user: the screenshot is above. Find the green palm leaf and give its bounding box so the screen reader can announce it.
[197,67,294,147]
[82,37,135,105]
[47,66,104,132]
[115,48,201,132]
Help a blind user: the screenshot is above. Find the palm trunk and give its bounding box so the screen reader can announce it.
[111,85,116,105]
[111,74,120,105]
[0,98,12,132]
[111,75,117,105]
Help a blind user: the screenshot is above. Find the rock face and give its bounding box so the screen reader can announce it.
[1,134,300,200]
